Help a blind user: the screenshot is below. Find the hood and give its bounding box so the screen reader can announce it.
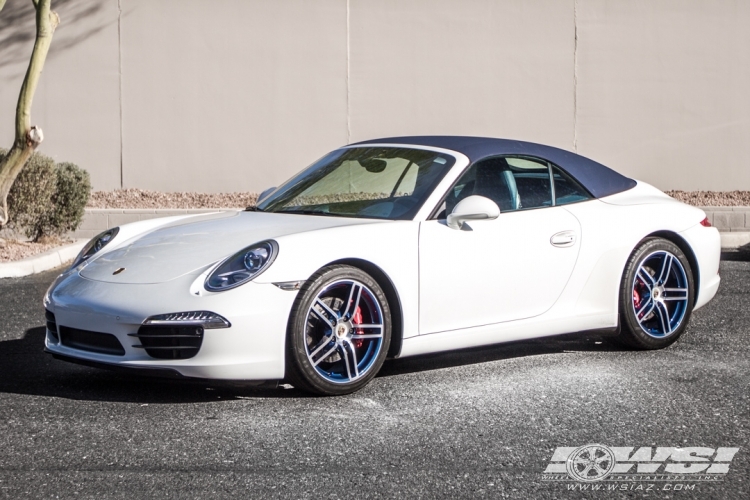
[79,211,381,284]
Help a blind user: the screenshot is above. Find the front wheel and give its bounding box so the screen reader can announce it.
[285,265,392,396]
[618,238,695,349]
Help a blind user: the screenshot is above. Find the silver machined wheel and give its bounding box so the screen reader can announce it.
[631,250,690,338]
[304,279,385,384]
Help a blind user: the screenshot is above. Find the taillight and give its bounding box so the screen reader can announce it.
[700,217,711,227]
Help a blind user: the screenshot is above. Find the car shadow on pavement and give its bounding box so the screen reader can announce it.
[0,327,301,403]
[0,327,625,402]
[721,249,750,262]
[379,333,627,378]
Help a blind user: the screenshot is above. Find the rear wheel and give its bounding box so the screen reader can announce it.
[618,238,695,349]
[285,265,391,396]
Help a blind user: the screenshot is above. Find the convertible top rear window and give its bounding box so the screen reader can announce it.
[258,147,455,220]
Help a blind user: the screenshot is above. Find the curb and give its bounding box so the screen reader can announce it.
[700,206,750,232]
[720,232,750,251]
[0,239,87,279]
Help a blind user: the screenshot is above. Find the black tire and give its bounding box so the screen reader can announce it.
[617,237,695,349]
[285,264,392,396]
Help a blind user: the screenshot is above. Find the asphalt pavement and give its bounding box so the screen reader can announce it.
[0,256,748,499]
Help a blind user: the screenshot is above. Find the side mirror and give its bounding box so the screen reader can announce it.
[257,186,277,203]
[447,195,500,230]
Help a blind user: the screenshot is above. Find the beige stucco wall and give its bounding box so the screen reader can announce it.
[575,0,750,191]
[348,0,575,149]
[0,0,121,189]
[1,0,748,192]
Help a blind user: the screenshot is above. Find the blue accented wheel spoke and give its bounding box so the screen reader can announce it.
[308,332,336,361]
[632,250,689,338]
[342,283,362,320]
[637,267,655,290]
[636,297,655,322]
[311,343,338,367]
[305,279,384,384]
[663,288,688,300]
[657,254,673,284]
[313,299,339,326]
[654,301,673,335]
[341,340,360,380]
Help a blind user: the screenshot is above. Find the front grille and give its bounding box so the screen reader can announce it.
[130,325,204,360]
[59,326,126,356]
[45,310,58,342]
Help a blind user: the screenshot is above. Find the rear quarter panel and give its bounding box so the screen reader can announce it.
[554,182,708,324]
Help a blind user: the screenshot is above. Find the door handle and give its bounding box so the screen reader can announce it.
[550,230,577,248]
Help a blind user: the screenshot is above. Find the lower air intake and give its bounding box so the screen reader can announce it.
[130,325,203,360]
[59,326,126,356]
[45,310,58,342]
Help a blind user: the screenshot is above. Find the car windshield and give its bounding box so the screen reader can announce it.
[257,147,456,220]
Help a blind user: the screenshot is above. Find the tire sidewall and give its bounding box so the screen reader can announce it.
[286,265,392,396]
[620,238,695,349]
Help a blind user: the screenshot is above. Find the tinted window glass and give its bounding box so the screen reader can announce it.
[258,147,455,220]
[552,165,592,205]
[440,156,554,217]
[506,157,553,209]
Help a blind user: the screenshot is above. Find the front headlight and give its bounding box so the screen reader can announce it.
[70,228,119,269]
[205,240,278,291]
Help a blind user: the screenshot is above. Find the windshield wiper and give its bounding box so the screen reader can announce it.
[245,206,263,212]
[278,209,337,216]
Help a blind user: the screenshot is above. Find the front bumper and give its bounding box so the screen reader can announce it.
[44,270,298,380]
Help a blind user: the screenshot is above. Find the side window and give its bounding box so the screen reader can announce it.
[552,165,592,205]
[443,158,520,216]
[505,157,553,209]
[439,156,554,217]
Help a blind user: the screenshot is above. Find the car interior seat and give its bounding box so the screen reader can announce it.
[473,158,519,211]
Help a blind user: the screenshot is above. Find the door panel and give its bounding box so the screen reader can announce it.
[419,207,581,334]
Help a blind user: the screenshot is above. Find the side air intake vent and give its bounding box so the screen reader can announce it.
[45,310,59,342]
[130,325,204,360]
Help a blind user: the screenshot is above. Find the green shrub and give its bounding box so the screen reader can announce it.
[5,149,57,240]
[41,162,92,237]
[1,148,91,241]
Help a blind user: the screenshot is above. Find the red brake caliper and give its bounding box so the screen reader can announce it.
[633,287,641,310]
[352,306,364,348]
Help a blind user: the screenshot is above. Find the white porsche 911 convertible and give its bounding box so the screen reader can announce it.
[44,136,721,395]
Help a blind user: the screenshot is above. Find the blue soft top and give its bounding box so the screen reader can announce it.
[352,136,636,199]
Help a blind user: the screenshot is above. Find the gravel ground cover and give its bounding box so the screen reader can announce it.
[84,189,750,209]
[87,189,258,209]
[0,237,73,263]
[666,190,750,206]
